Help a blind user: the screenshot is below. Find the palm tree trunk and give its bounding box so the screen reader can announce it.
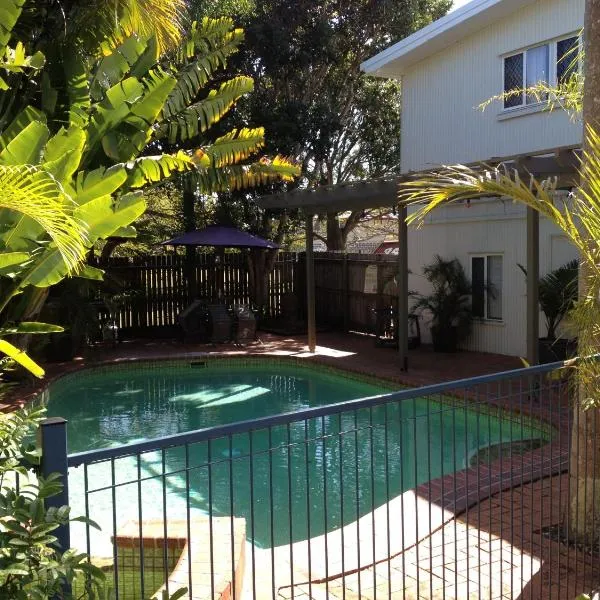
[567,0,600,544]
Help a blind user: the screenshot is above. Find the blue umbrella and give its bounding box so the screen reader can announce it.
[162,225,279,249]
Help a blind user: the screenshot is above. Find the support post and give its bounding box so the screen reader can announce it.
[526,206,539,365]
[398,204,409,371]
[305,213,317,352]
[342,253,349,333]
[38,418,71,553]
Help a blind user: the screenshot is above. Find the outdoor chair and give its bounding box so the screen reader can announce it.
[178,300,210,342]
[206,303,234,343]
[232,304,257,345]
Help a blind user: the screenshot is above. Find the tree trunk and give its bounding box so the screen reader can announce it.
[182,175,197,301]
[568,0,600,544]
[248,248,269,316]
[326,213,345,250]
[99,237,126,265]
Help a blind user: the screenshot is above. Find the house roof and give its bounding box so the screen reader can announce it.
[361,0,537,78]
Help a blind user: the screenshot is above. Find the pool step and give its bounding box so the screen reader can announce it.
[113,517,246,599]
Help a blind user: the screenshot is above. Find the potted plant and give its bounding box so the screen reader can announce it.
[411,255,473,352]
[518,259,578,361]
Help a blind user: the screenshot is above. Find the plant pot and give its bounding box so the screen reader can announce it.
[431,325,458,352]
[538,337,577,363]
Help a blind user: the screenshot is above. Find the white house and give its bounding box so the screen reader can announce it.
[361,0,583,357]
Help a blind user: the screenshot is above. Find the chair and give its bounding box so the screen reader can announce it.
[206,304,234,343]
[178,300,209,342]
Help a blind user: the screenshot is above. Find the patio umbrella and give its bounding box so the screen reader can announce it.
[161,225,279,304]
[161,225,279,249]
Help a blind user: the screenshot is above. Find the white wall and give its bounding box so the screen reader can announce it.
[407,197,578,356]
[401,0,583,173]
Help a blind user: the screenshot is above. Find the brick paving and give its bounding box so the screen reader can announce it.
[9,331,597,598]
[278,474,599,599]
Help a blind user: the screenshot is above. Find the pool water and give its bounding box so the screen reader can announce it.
[45,361,544,553]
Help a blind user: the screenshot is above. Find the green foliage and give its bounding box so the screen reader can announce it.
[0,407,106,599]
[410,255,473,346]
[0,5,299,331]
[197,0,450,250]
[518,260,579,339]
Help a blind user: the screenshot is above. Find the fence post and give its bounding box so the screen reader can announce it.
[342,253,349,332]
[38,417,71,553]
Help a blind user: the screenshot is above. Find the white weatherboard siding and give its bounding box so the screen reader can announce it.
[407,198,578,356]
[401,0,583,173]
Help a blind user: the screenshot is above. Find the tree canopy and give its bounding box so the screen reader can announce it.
[191,0,451,249]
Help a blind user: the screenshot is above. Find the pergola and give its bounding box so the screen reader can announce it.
[257,145,580,370]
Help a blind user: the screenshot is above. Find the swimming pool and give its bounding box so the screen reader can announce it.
[44,359,545,554]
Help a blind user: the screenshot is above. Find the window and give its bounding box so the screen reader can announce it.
[503,34,581,109]
[557,36,580,84]
[471,255,503,320]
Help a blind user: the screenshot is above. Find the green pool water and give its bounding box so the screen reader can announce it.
[45,360,544,553]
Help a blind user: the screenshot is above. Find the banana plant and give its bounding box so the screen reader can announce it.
[0,6,299,333]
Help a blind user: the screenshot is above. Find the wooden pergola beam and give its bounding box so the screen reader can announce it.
[257,144,581,368]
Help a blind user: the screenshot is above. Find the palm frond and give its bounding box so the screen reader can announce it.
[119,0,187,54]
[205,128,265,168]
[178,17,243,62]
[161,19,245,123]
[124,151,200,188]
[193,155,300,193]
[0,0,24,53]
[157,76,254,143]
[398,124,600,405]
[400,164,584,255]
[87,0,187,55]
[0,165,86,271]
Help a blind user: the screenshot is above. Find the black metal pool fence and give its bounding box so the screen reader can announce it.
[38,360,600,599]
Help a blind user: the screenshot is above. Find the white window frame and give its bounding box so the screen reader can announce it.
[502,33,581,111]
[470,254,503,322]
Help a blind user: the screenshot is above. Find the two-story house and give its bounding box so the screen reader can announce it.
[361,0,583,357]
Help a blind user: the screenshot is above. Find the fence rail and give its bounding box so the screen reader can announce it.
[39,360,600,599]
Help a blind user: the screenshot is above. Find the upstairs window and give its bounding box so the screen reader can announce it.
[503,34,581,109]
[557,36,580,84]
[471,255,503,321]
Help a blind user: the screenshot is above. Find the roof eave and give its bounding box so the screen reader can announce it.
[361,0,537,78]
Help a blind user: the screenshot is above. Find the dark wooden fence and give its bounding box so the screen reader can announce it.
[103,253,300,336]
[102,252,397,337]
[313,252,400,334]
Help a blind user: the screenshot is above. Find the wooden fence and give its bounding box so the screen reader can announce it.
[103,252,398,337]
[103,253,300,336]
[314,252,400,334]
